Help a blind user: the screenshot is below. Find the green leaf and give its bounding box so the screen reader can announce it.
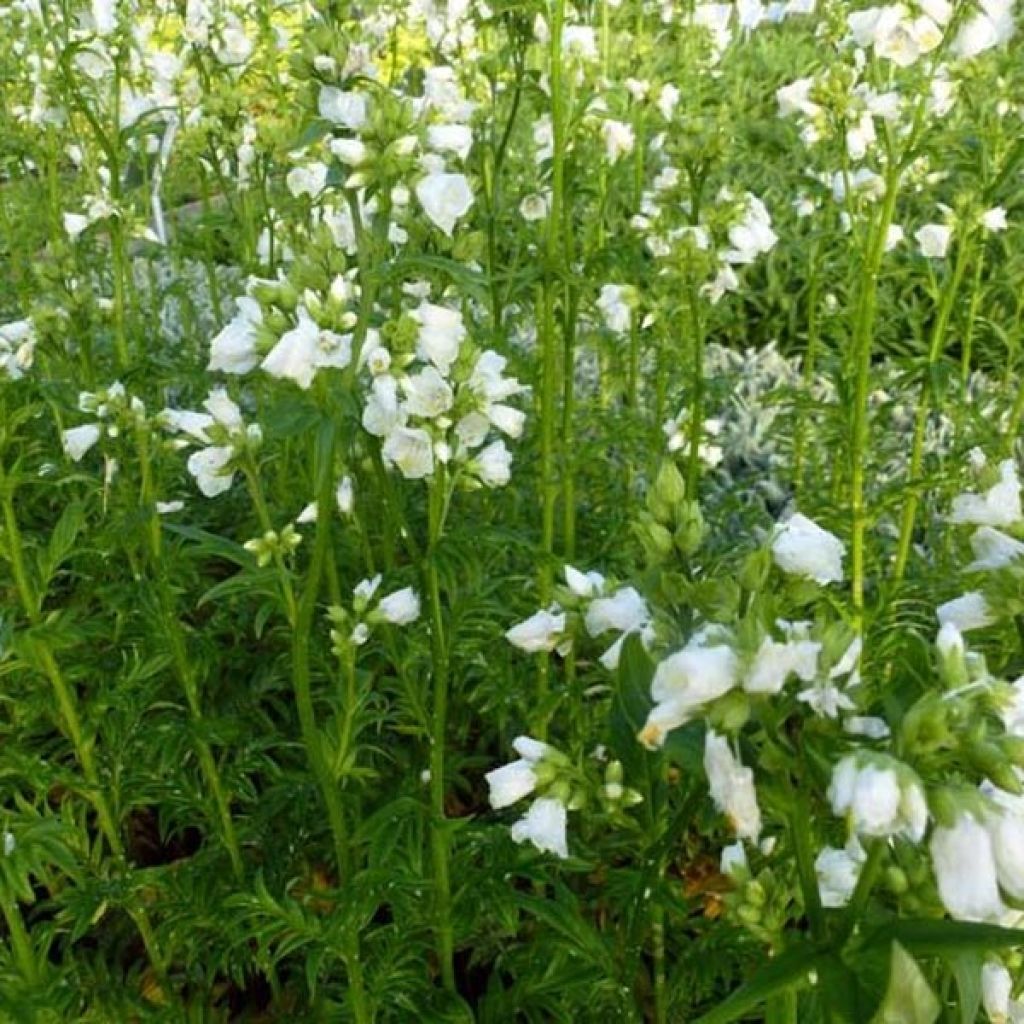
[863,919,1024,956]
[869,943,939,1024]
[947,950,983,1024]
[692,944,824,1024]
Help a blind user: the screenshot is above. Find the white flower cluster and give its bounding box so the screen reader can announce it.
[632,188,778,304]
[361,302,526,486]
[61,381,146,463]
[938,455,1023,632]
[158,389,261,498]
[0,319,36,380]
[329,574,422,652]
[505,565,654,671]
[485,737,573,859]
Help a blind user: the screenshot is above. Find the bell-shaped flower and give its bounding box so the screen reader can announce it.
[509,797,569,859]
[62,423,102,462]
[374,586,421,626]
[772,513,845,585]
[931,812,1006,922]
[704,730,761,842]
[401,365,454,419]
[937,592,995,632]
[382,426,434,480]
[743,635,821,695]
[209,296,262,374]
[815,836,866,908]
[506,607,568,654]
[413,302,465,374]
[415,171,474,236]
[474,440,512,488]
[363,376,405,437]
[640,640,739,749]
[967,527,1024,572]
[828,754,928,842]
[485,736,553,809]
[951,460,1021,528]
[584,586,652,671]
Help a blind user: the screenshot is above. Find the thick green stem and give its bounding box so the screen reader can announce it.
[685,281,705,500]
[848,170,901,632]
[534,0,567,737]
[792,238,821,498]
[892,236,972,582]
[425,472,455,992]
[290,425,369,1023]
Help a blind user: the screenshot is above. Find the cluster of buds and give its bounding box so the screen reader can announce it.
[634,460,705,564]
[61,381,148,463]
[243,524,302,568]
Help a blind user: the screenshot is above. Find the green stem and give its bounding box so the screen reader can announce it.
[685,280,705,500]
[848,168,901,633]
[425,471,455,992]
[290,425,369,1023]
[892,235,973,583]
[792,237,821,498]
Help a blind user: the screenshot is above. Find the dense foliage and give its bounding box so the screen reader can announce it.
[1,0,1024,1020]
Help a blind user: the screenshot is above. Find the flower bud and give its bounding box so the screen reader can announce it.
[674,500,705,556]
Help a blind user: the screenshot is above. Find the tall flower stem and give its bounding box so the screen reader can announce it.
[685,280,705,500]
[892,234,972,583]
[535,0,567,736]
[848,167,900,632]
[792,236,821,498]
[135,428,244,880]
[1,895,38,984]
[290,422,370,1024]
[424,468,455,992]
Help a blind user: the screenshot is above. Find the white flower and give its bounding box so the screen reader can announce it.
[413,302,466,373]
[720,841,748,876]
[657,83,681,120]
[209,296,262,374]
[427,124,473,161]
[362,376,404,437]
[564,565,606,598]
[967,527,1024,571]
[828,755,928,842]
[0,319,36,379]
[915,222,953,259]
[402,366,454,419]
[776,77,820,118]
[772,513,845,585]
[743,636,821,695]
[951,460,1021,527]
[485,735,552,809]
[318,87,368,129]
[815,837,866,908]
[336,476,354,516]
[510,797,569,858]
[585,586,649,637]
[382,427,434,479]
[506,608,567,653]
[415,172,474,236]
[91,0,117,35]
[937,592,995,632]
[704,730,761,842]
[330,138,368,167]
[286,162,328,200]
[597,284,633,334]
[640,642,739,749]
[984,787,1024,903]
[602,120,635,163]
[931,813,1005,922]
[519,193,550,221]
[186,445,235,498]
[376,586,421,625]
[981,206,1009,232]
[62,423,102,461]
[261,306,321,389]
[952,0,1015,58]
[475,440,513,487]
[563,25,598,59]
[63,212,90,239]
